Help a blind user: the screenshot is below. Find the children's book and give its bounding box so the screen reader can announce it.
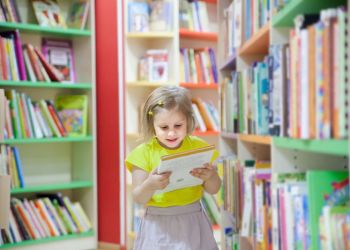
[66,0,90,30]
[128,2,149,32]
[42,38,75,83]
[155,145,215,194]
[32,0,66,28]
[55,95,88,137]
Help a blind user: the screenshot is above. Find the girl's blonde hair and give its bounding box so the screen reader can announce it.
[141,86,195,140]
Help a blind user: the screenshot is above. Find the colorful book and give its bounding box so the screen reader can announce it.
[66,0,90,30]
[55,95,88,137]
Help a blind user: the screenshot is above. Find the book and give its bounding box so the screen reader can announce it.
[0,174,10,228]
[42,38,75,83]
[55,95,88,137]
[32,0,66,28]
[66,0,90,30]
[155,145,215,194]
[128,2,149,32]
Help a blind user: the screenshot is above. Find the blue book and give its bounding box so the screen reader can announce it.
[128,2,149,32]
[12,147,24,188]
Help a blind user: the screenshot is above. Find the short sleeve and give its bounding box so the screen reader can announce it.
[125,143,151,172]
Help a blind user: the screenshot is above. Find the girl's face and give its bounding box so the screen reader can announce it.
[153,108,187,149]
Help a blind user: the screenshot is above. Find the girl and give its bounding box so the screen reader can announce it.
[125,86,221,250]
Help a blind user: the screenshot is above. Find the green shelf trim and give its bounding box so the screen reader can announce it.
[0,80,92,89]
[273,137,348,156]
[0,22,91,36]
[2,136,93,144]
[272,0,346,27]
[0,230,94,248]
[11,181,93,194]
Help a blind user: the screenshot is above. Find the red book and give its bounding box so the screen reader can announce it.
[46,100,67,137]
[33,47,64,82]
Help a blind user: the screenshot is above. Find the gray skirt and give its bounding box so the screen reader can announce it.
[134,201,219,250]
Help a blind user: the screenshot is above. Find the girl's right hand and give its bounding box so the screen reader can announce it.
[146,168,171,191]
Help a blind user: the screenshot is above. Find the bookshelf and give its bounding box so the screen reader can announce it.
[217,0,349,249]
[121,0,221,248]
[0,0,96,249]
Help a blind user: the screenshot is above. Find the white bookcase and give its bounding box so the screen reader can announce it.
[122,0,220,248]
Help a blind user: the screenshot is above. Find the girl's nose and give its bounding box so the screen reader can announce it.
[168,130,175,137]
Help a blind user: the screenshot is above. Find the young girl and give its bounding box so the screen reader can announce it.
[125,86,221,250]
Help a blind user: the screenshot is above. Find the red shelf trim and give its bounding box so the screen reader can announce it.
[179,29,218,41]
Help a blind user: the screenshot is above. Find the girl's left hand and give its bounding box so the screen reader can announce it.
[190,163,217,181]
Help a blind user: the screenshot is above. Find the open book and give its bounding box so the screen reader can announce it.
[155,145,215,194]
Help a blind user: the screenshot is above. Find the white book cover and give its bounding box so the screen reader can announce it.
[197,2,209,32]
[300,29,309,138]
[27,98,43,139]
[23,49,37,82]
[192,103,206,132]
[155,145,215,194]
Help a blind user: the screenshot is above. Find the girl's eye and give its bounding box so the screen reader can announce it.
[175,124,182,128]
[160,126,168,130]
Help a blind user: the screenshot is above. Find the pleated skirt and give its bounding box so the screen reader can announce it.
[133,201,218,250]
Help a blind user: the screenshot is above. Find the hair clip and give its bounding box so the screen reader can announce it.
[148,110,153,116]
[157,100,163,106]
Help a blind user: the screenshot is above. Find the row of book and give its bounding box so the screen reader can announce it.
[221,7,348,139]
[0,195,92,245]
[192,97,219,132]
[218,157,349,250]
[0,145,24,188]
[0,30,77,83]
[138,49,168,82]
[0,0,90,30]
[1,88,88,139]
[179,0,210,32]
[179,47,218,84]
[128,1,173,32]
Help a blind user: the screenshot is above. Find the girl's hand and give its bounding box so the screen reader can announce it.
[146,168,171,191]
[190,163,217,181]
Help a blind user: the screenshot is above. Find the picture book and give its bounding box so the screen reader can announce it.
[55,95,88,137]
[66,0,90,30]
[42,38,76,83]
[155,145,216,194]
[128,2,149,32]
[149,1,173,31]
[146,49,168,82]
[32,0,66,28]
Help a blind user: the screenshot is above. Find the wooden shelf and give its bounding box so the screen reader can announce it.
[221,131,238,139]
[126,32,174,39]
[272,0,345,27]
[238,23,270,56]
[179,29,218,41]
[220,52,236,71]
[2,136,93,144]
[193,130,219,136]
[273,137,348,156]
[11,181,93,194]
[238,134,271,145]
[0,80,92,89]
[180,83,218,89]
[0,22,91,36]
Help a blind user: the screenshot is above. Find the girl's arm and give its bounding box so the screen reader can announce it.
[191,163,221,194]
[132,166,171,204]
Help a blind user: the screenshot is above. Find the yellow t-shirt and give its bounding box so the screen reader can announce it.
[125,135,219,207]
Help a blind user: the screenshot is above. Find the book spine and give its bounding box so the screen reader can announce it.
[13,30,26,81]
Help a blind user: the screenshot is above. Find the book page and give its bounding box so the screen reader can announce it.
[155,145,215,194]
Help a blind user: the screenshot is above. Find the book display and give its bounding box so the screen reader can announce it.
[216,0,349,249]
[0,0,96,249]
[122,0,220,247]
